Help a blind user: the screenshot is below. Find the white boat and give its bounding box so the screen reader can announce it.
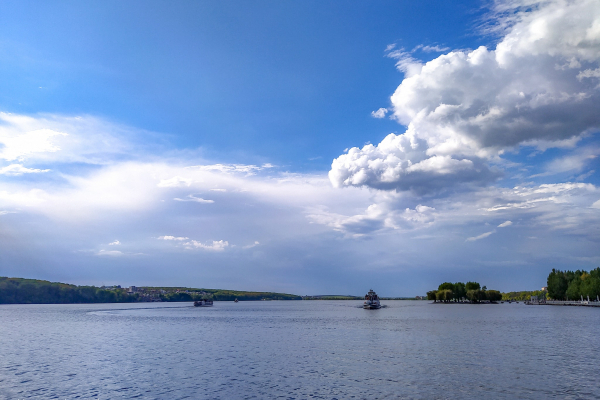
[194,299,213,307]
[363,289,381,309]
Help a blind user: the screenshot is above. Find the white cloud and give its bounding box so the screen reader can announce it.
[592,200,600,209]
[577,68,600,80]
[0,126,67,161]
[0,112,147,166]
[187,163,273,175]
[385,49,423,76]
[96,249,123,256]
[329,133,500,194]
[0,164,50,176]
[466,230,496,242]
[243,241,260,249]
[576,170,595,181]
[531,145,599,177]
[414,44,450,53]
[158,176,192,187]
[307,199,437,237]
[173,194,214,203]
[331,0,600,194]
[108,240,121,245]
[309,180,600,240]
[371,108,388,118]
[184,240,229,251]
[210,188,227,192]
[158,236,189,241]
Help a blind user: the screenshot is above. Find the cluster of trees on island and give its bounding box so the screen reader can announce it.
[427,281,502,303]
[0,277,301,304]
[547,268,600,300]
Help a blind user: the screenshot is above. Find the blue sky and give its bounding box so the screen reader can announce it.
[0,0,599,295]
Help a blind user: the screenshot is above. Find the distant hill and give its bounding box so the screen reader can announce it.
[0,277,301,304]
[302,295,362,300]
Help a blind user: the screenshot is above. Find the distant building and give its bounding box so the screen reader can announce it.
[541,286,548,291]
[128,286,137,293]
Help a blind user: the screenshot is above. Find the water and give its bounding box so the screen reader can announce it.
[1,300,599,399]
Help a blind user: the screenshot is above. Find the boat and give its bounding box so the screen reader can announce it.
[194,299,213,307]
[234,298,238,303]
[363,289,381,309]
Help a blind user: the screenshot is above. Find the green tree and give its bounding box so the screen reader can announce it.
[465,281,480,291]
[453,282,466,300]
[426,290,438,302]
[436,289,453,303]
[486,290,502,302]
[580,268,600,299]
[547,269,569,300]
[466,289,485,303]
[438,282,454,291]
[565,278,581,300]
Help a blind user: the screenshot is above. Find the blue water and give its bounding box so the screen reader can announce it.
[1,300,599,399]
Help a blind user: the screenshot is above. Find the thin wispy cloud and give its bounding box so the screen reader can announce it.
[158,236,189,241]
[466,230,496,242]
[174,195,214,204]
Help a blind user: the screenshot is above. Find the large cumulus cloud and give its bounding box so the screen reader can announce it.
[330,0,600,193]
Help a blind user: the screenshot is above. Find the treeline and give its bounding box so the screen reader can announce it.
[547,268,600,300]
[0,277,302,304]
[502,290,547,301]
[427,281,502,303]
[0,277,136,304]
[160,289,301,302]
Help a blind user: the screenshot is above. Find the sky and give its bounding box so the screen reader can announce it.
[0,0,599,296]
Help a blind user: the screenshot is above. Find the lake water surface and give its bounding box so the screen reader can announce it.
[1,300,599,399]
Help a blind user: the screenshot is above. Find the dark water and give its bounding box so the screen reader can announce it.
[1,300,599,399]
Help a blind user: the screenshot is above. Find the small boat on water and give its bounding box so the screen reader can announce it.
[363,289,381,309]
[234,298,238,303]
[194,299,213,307]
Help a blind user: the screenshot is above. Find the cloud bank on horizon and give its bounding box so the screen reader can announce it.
[0,0,599,294]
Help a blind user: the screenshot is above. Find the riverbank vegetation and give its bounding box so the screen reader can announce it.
[547,268,600,300]
[427,281,502,303]
[0,277,137,304]
[161,288,301,302]
[502,290,548,301]
[0,277,301,304]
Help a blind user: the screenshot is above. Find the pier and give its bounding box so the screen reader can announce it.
[526,298,600,307]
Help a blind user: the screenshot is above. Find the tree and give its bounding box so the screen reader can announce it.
[547,269,569,300]
[427,291,438,302]
[453,282,466,300]
[486,290,502,302]
[565,278,581,300]
[438,282,454,291]
[580,268,600,299]
[466,289,485,303]
[436,289,453,303]
[465,281,480,291]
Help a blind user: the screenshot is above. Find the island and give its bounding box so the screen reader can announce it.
[426,281,503,303]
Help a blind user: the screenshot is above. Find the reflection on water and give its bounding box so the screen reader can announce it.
[1,301,599,399]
